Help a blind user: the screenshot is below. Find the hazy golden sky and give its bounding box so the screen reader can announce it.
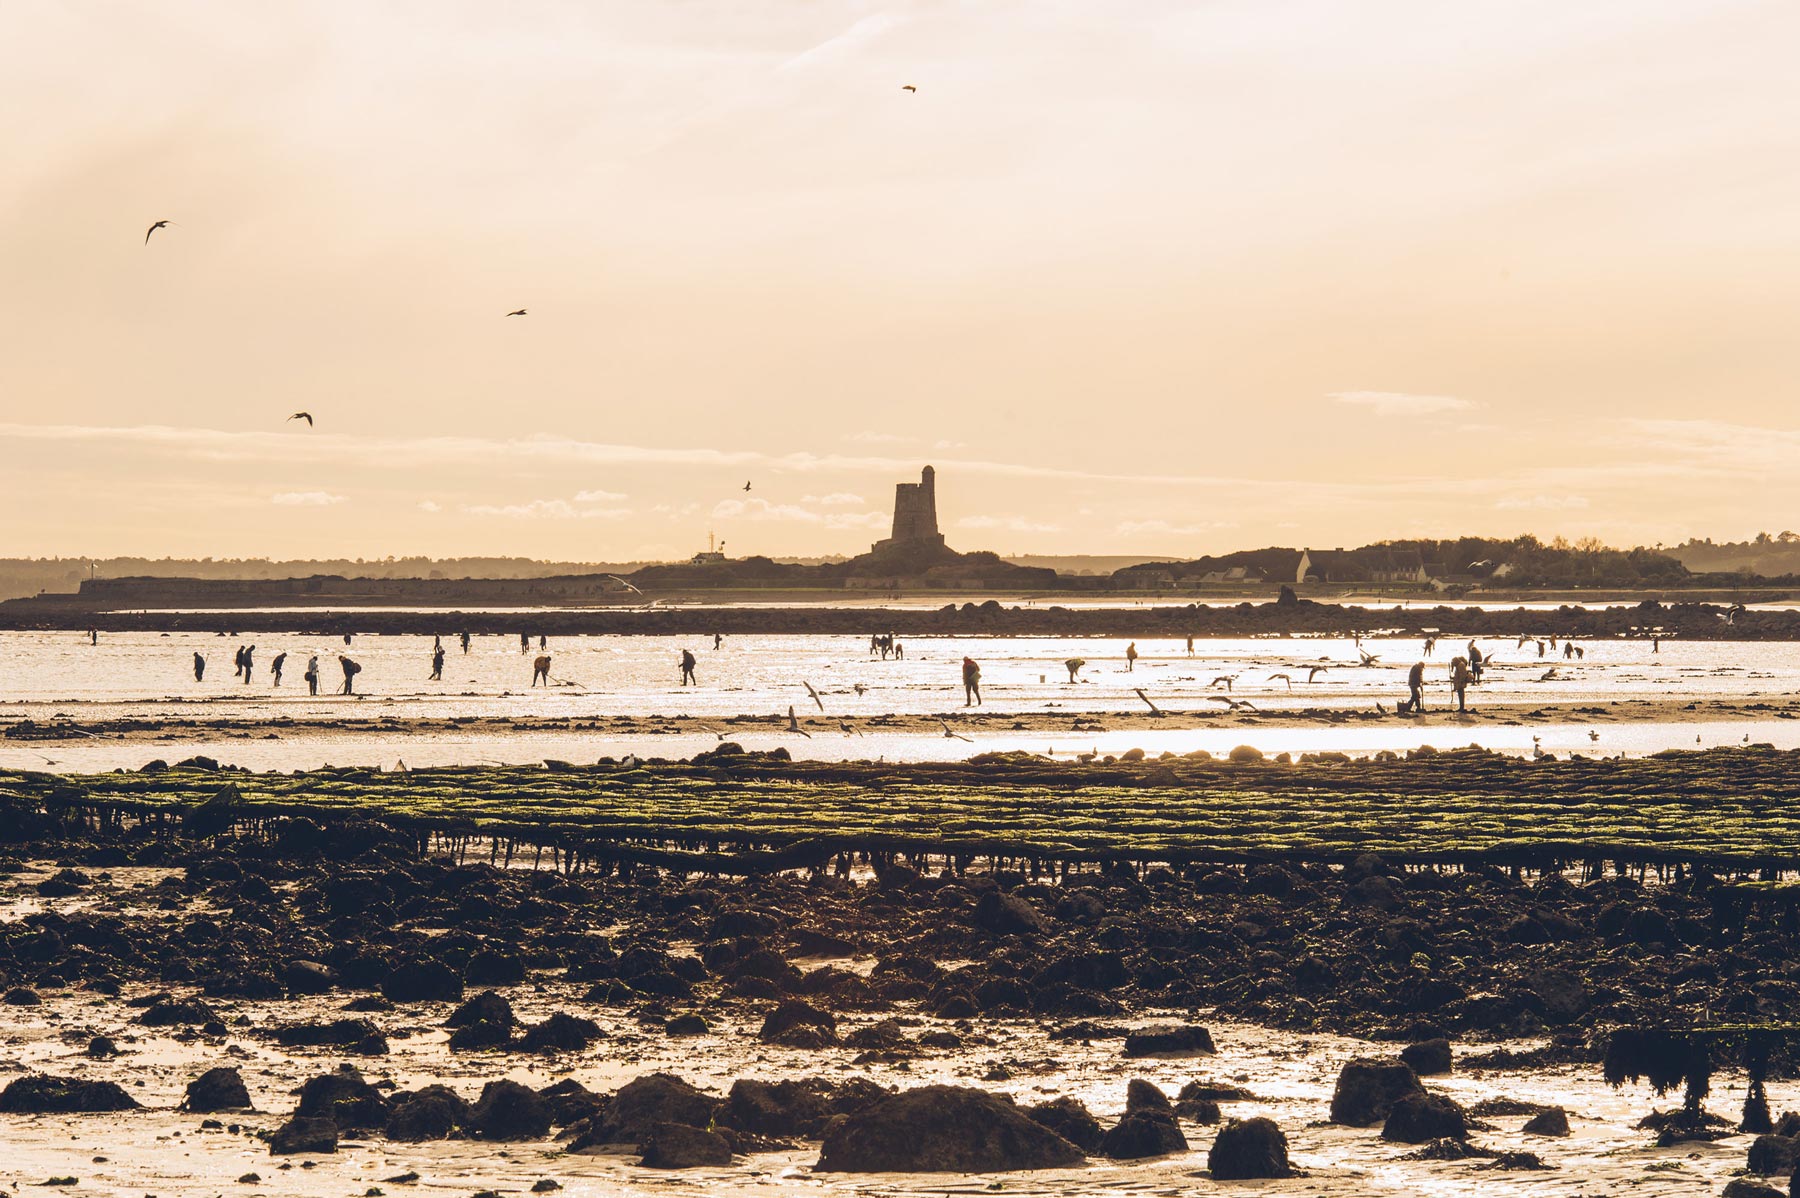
[5,1,1800,560]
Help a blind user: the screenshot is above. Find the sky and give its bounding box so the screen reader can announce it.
[5,1,1800,561]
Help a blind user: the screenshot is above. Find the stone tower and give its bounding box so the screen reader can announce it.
[873,465,946,553]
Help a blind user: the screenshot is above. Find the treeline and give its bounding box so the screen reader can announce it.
[1365,536,1691,588]
[1667,534,1800,579]
[0,557,650,602]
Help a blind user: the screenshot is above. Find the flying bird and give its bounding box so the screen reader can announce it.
[1358,650,1381,667]
[1267,673,1292,690]
[1307,665,1329,683]
[940,722,972,742]
[287,412,313,427]
[1588,729,1600,742]
[901,84,917,92]
[743,481,752,492]
[505,309,527,317]
[785,705,813,739]
[1209,675,1236,691]
[803,681,824,712]
[144,220,170,244]
[1208,696,1258,712]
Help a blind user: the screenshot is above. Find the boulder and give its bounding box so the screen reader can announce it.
[1328,1059,1424,1126]
[385,1085,472,1141]
[470,1079,551,1140]
[1522,1107,1570,1137]
[521,1012,603,1053]
[295,1067,391,1130]
[381,958,464,1004]
[0,1075,139,1113]
[759,1000,838,1047]
[817,1085,1085,1172]
[1748,1133,1800,1175]
[1124,1025,1216,1058]
[1400,1038,1453,1076]
[572,1073,718,1150]
[270,1115,337,1155]
[1721,1180,1785,1198]
[1381,1093,1469,1143]
[1026,1097,1104,1153]
[1208,1117,1293,1180]
[666,1014,709,1037]
[183,1067,253,1112]
[445,990,516,1028]
[638,1121,733,1168]
[283,960,338,994]
[1125,1079,1174,1115]
[971,891,1048,936]
[724,1079,835,1138]
[1100,1110,1187,1159]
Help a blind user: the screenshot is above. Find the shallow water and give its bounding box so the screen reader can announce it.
[0,631,1794,769]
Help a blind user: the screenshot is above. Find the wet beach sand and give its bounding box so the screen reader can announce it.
[0,751,1798,1194]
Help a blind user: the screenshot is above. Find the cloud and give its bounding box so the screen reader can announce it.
[574,488,628,503]
[712,497,887,530]
[957,515,1061,534]
[1328,390,1477,416]
[1115,518,1238,537]
[270,491,345,506]
[460,498,631,519]
[802,492,865,506]
[417,499,441,512]
[1496,494,1590,511]
[843,431,910,445]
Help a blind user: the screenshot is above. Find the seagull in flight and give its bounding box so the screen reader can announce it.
[1208,696,1258,713]
[287,412,313,427]
[1209,675,1236,691]
[505,308,527,317]
[1358,650,1381,667]
[144,220,170,244]
[743,481,752,492]
[1267,673,1292,690]
[803,681,825,712]
[940,722,972,742]
[901,84,917,92]
[1307,665,1329,683]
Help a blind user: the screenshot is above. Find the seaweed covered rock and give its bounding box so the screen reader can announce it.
[570,1073,718,1150]
[1399,1038,1452,1076]
[1208,1117,1293,1180]
[382,957,464,1004]
[1522,1107,1570,1137]
[817,1085,1085,1172]
[638,1121,733,1168]
[0,1074,139,1113]
[1381,1093,1469,1143]
[183,1067,253,1113]
[759,1000,838,1047]
[270,1115,337,1155]
[295,1066,391,1130]
[521,1012,603,1053]
[385,1085,472,1141]
[1124,1025,1216,1058]
[1100,1109,1187,1160]
[724,1079,835,1139]
[971,891,1048,936]
[471,1079,551,1140]
[1329,1059,1423,1126]
[1026,1096,1105,1153]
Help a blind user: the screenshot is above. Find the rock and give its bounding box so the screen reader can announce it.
[0,1075,139,1113]
[1748,1133,1800,1175]
[138,998,219,1026]
[270,1018,383,1049]
[666,1014,709,1036]
[1208,1117,1293,1180]
[470,1079,551,1140]
[970,890,1049,936]
[724,1079,835,1139]
[445,990,515,1028]
[817,1086,1085,1172]
[385,1085,472,1141]
[759,1000,838,1046]
[537,1079,606,1125]
[1400,1038,1452,1076]
[84,1037,118,1060]
[284,960,338,994]
[1381,1093,1469,1143]
[1522,1107,1570,1137]
[183,1067,253,1112]
[1026,1097,1104,1153]
[269,1115,338,1155]
[1177,1098,1222,1124]
[381,958,464,1004]
[1125,1079,1173,1115]
[1100,1108,1187,1160]
[521,1012,603,1052]
[3,987,41,1006]
[1328,1059,1424,1126]
[1722,1180,1784,1198]
[638,1121,733,1168]
[572,1073,718,1150]
[1527,968,1589,1023]
[1124,1025,1216,1058]
[295,1067,391,1130]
